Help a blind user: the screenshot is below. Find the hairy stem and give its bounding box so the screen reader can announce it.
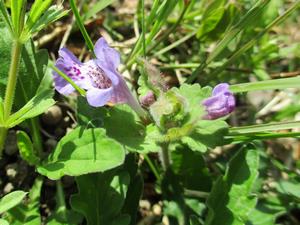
[0,40,23,154]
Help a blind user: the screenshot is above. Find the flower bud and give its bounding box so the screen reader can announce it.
[150,90,187,130]
[202,83,235,120]
[139,91,156,108]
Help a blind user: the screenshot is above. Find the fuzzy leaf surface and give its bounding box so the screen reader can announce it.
[77,98,160,153]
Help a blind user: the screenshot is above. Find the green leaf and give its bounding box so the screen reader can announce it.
[162,169,203,225]
[71,171,131,225]
[16,131,40,166]
[0,219,9,225]
[16,41,53,109]
[37,127,126,180]
[25,0,52,30]
[11,0,26,35]
[0,97,4,124]
[84,0,116,21]
[77,98,159,153]
[0,24,53,110]
[0,191,27,214]
[276,180,300,199]
[6,90,55,128]
[46,181,83,225]
[0,0,12,33]
[206,0,270,64]
[162,169,187,225]
[0,25,12,95]
[22,5,69,42]
[126,0,178,66]
[8,177,43,225]
[208,0,300,78]
[197,0,226,38]
[205,145,259,225]
[181,120,228,153]
[246,197,285,225]
[171,146,212,191]
[174,83,211,122]
[190,215,202,225]
[121,154,143,225]
[187,0,271,83]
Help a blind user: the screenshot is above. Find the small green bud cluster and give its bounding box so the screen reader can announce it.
[150,90,188,131]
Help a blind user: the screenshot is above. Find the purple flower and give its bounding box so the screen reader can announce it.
[202,83,235,120]
[53,37,146,117]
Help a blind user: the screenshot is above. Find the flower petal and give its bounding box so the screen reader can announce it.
[202,83,236,120]
[94,59,119,86]
[212,83,230,96]
[226,93,235,112]
[203,94,227,111]
[58,48,82,65]
[53,48,94,95]
[86,87,113,107]
[94,37,120,69]
[53,70,75,95]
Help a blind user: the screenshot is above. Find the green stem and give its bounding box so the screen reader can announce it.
[0,40,23,153]
[141,0,146,57]
[144,154,161,180]
[160,142,170,171]
[4,41,23,119]
[56,180,68,221]
[184,188,209,199]
[30,118,43,156]
[0,128,7,153]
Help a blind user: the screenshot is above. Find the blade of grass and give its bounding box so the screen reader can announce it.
[124,0,161,66]
[230,76,300,93]
[209,1,300,78]
[153,30,196,56]
[230,121,300,134]
[226,131,300,143]
[186,0,271,83]
[69,0,94,55]
[161,63,199,69]
[124,0,178,68]
[148,0,193,54]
